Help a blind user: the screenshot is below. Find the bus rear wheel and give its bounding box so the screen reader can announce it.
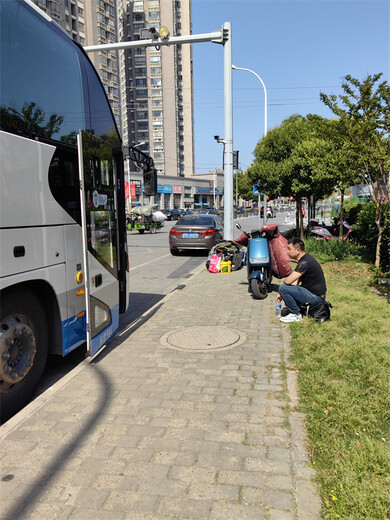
[0,289,48,421]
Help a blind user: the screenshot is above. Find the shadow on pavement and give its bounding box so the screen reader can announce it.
[4,364,112,520]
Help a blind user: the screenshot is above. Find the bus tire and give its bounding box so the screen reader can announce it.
[138,229,145,234]
[0,289,48,421]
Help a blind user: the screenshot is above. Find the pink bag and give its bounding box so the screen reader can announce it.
[208,253,222,273]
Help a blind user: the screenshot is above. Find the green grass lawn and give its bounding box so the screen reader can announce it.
[289,258,390,519]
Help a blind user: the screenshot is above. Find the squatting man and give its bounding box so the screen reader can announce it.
[276,238,327,323]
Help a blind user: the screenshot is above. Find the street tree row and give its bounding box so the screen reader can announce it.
[244,73,390,269]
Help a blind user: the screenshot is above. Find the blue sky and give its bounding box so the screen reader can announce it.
[191,0,390,173]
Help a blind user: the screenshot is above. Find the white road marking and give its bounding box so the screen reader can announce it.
[129,253,171,271]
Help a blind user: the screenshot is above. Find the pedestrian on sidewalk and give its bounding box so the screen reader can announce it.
[276,237,327,323]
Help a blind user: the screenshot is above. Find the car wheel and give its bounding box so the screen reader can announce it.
[170,248,179,256]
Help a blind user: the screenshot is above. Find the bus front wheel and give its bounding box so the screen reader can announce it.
[0,289,48,421]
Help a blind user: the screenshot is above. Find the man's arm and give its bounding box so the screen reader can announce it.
[283,270,302,286]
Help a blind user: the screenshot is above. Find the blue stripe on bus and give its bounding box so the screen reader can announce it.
[62,304,119,356]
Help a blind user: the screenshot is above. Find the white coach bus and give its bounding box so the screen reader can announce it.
[0,0,155,420]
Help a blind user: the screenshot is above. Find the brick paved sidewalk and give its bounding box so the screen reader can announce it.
[0,266,321,520]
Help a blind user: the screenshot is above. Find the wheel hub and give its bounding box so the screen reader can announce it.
[0,316,36,389]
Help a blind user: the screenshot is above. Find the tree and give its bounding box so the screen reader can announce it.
[308,115,361,237]
[233,170,255,204]
[321,74,390,268]
[249,115,336,237]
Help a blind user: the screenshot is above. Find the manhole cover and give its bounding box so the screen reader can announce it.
[160,326,246,352]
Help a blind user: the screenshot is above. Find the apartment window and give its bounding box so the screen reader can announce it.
[151,78,161,86]
[133,1,144,12]
[136,89,148,97]
[152,99,162,106]
[149,22,160,30]
[153,132,163,138]
[137,112,148,119]
[135,67,147,76]
[150,56,161,63]
[151,89,162,96]
[152,110,162,117]
[149,11,159,19]
[151,67,161,75]
[148,0,159,7]
[138,121,148,129]
[153,121,163,127]
[136,78,147,86]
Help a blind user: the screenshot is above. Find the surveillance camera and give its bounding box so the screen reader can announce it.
[149,27,157,34]
[214,135,220,141]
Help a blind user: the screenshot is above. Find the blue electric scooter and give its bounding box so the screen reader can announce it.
[235,223,272,299]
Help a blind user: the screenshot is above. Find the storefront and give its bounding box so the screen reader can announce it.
[157,184,173,209]
[125,179,142,212]
[173,185,183,208]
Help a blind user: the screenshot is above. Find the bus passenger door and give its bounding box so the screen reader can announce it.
[78,131,120,358]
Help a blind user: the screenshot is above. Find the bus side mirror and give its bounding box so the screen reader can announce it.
[143,166,157,196]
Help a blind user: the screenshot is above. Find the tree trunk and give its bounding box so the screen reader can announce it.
[339,189,345,239]
[296,197,303,239]
[375,221,384,269]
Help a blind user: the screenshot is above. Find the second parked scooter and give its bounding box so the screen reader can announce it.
[235,223,272,299]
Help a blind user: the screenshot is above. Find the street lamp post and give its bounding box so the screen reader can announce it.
[232,65,268,224]
[232,65,267,137]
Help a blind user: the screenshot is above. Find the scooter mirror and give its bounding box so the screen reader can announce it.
[235,223,241,229]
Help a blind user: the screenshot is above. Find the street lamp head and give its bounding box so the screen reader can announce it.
[232,64,237,69]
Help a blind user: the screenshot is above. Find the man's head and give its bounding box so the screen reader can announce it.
[287,237,305,260]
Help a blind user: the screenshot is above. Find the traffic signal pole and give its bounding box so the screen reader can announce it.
[84,23,234,240]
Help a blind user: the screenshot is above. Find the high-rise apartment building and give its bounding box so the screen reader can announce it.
[34,0,196,201]
[118,0,194,178]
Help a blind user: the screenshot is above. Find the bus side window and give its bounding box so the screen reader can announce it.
[49,150,81,224]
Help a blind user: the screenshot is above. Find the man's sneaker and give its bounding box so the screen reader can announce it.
[280,313,303,323]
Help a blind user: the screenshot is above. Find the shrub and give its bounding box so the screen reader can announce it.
[352,202,390,271]
[305,237,363,263]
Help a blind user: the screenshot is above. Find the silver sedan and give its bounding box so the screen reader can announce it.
[169,215,223,255]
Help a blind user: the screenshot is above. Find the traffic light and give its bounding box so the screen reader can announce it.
[233,150,239,170]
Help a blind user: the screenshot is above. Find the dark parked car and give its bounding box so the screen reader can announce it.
[167,209,181,221]
[169,214,223,255]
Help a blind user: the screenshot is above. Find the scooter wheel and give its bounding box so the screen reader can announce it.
[250,279,268,299]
